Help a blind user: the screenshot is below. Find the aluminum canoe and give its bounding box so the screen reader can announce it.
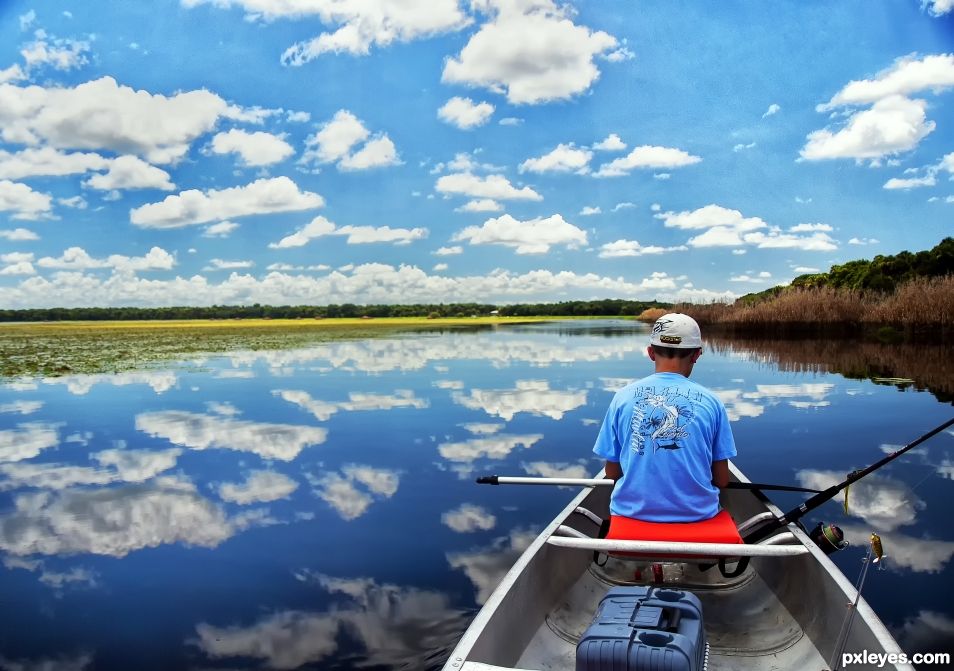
[443,462,911,671]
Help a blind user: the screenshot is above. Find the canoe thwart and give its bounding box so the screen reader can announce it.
[548,528,810,557]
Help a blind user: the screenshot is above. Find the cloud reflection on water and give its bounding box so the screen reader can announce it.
[3,555,99,592]
[838,525,954,574]
[0,401,43,415]
[438,433,543,463]
[0,448,181,492]
[305,464,400,521]
[442,504,496,533]
[451,380,587,421]
[714,383,836,421]
[0,652,93,671]
[274,388,428,422]
[521,461,590,479]
[796,470,924,532]
[0,423,60,463]
[0,477,236,557]
[446,527,538,605]
[40,370,177,396]
[222,331,644,375]
[218,470,299,505]
[135,410,327,461]
[193,572,471,670]
[893,610,954,655]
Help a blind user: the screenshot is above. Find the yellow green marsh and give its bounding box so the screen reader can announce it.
[0,317,550,379]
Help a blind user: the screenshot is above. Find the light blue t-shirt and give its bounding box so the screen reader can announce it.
[593,372,737,522]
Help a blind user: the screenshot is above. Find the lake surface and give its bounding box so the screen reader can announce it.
[1,320,952,669]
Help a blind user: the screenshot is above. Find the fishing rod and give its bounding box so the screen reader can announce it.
[743,416,954,544]
[476,475,823,494]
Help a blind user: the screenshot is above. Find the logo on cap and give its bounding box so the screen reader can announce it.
[659,335,682,344]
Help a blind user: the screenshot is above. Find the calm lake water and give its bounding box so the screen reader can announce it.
[1,320,952,669]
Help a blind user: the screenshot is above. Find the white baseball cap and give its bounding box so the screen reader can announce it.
[650,313,702,349]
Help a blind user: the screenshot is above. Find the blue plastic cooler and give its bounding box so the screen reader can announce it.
[576,586,707,671]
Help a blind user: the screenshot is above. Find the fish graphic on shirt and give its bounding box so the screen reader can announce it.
[632,389,694,454]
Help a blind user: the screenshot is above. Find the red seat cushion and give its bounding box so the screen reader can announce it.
[605,510,743,557]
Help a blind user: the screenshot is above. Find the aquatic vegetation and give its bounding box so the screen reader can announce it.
[0,317,545,379]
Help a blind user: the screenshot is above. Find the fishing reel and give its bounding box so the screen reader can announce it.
[809,522,849,555]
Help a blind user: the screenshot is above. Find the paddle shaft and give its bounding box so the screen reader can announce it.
[475,475,821,494]
[743,416,954,544]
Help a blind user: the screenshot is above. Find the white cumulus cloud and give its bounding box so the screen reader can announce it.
[593,133,626,151]
[37,246,176,273]
[258,0,473,63]
[0,147,109,179]
[442,0,619,104]
[0,76,244,165]
[210,129,295,166]
[453,213,586,254]
[203,221,240,238]
[656,204,837,251]
[435,172,541,201]
[598,240,688,258]
[130,176,324,228]
[302,110,399,171]
[338,135,400,171]
[818,53,954,110]
[20,33,90,72]
[0,179,52,219]
[924,0,954,15]
[84,155,175,191]
[455,198,503,213]
[801,95,935,161]
[594,145,701,177]
[883,174,937,189]
[0,263,717,308]
[438,97,494,129]
[269,216,426,249]
[0,228,38,241]
[519,143,592,174]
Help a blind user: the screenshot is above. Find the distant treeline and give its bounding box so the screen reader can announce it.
[738,236,954,305]
[0,299,669,322]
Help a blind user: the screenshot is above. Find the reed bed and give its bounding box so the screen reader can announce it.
[668,275,954,340]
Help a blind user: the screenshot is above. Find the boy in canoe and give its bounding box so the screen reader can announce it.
[593,313,737,529]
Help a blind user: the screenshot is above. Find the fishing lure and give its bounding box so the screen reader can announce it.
[870,533,886,569]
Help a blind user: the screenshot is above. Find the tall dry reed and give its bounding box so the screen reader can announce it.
[670,275,953,336]
[864,276,954,330]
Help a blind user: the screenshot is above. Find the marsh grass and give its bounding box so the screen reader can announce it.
[671,276,954,340]
[0,316,546,379]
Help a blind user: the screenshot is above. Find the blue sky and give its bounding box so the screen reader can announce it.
[0,0,952,308]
